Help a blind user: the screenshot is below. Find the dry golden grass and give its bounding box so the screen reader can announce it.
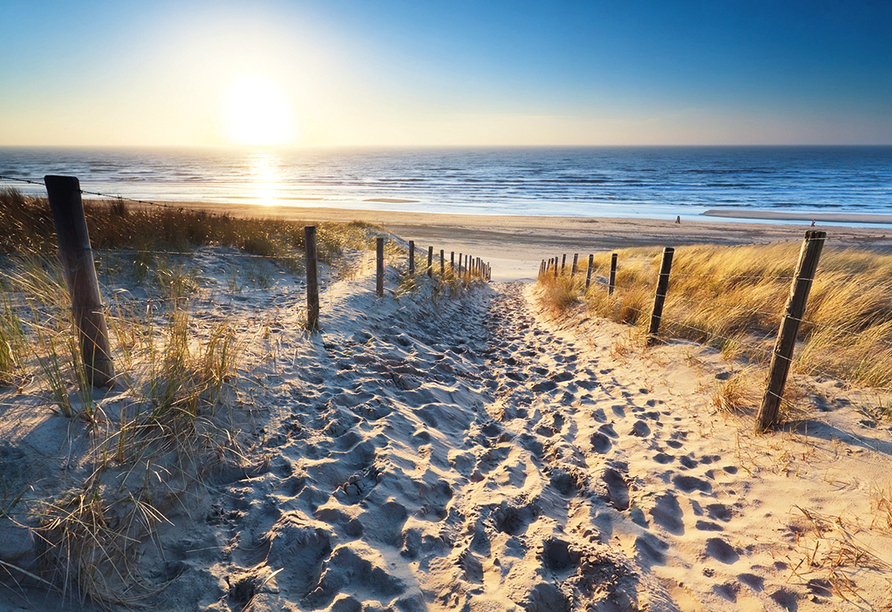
[711,369,763,415]
[555,242,892,390]
[536,273,582,316]
[0,189,383,271]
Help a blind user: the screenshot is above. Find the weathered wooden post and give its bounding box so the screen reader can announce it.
[304,226,320,331]
[440,249,445,276]
[571,253,578,276]
[408,240,415,274]
[585,254,594,289]
[608,253,618,296]
[450,251,455,273]
[458,252,463,274]
[376,237,385,297]
[427,246,433,278]
[44,175,115,388]
[553,256,559,279]
[756,231,826,432]
[561,254,566,275]
[646,247,674,346]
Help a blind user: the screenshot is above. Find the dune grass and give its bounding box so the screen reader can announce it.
[539,242,892,392]
[0,188,379,270]
[0,188,396,603]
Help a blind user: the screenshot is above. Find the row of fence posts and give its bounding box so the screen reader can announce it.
[295,235,493,331]
[407,240,491,283]
[42,176,491,391]
[539,230,826,432]
[539,251,620,296]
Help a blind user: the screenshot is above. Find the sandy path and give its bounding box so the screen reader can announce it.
[3,250,891,611]
[119,270,892,611]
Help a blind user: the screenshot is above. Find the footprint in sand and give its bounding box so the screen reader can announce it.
[492,502,539,536]
[590,432,612,454]
[650,492,684,534]
[550,469,584,497]
[602,467,630,511]
[672,474,712,494]
[705,537,740,564]
[541,538,581,573]
[630,420,651,437]
[706,503,733,522]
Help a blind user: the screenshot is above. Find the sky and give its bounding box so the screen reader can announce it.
[1,0,891,147]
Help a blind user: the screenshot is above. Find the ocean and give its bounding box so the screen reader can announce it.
[1,146,890,222]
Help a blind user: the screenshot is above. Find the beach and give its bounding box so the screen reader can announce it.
[1,205,892,611]
[151,201,892,281]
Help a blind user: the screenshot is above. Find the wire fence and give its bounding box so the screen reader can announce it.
[2,173,171,208]
[538,240,892,418]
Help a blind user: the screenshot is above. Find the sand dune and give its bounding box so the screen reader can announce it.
[2,214,892,611]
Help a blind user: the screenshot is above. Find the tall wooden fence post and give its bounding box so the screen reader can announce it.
[571,253,579,276]
[608,253,618,296]
[304,226,320,331]
[561,254,566,275]
[427,246,433,278]
[450,251,455,273]
[440,249,445,276]
[376,237,385,297]
[585,254,594,289]
[647,247,674,346]
[408,240,415,274]
[756,231,826,431]
[44,175,115,388]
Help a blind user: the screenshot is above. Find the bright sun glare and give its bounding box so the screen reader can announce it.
[221,76,297,146]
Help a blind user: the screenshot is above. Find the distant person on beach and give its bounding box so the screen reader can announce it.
[675,216,681,224]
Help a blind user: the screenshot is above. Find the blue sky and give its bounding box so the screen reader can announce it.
[1,0,890,146]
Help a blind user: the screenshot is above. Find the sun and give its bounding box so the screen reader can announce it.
[221,75,297,145]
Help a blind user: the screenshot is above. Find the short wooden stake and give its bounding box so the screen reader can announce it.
[608,253,618,296]
[304,226,320,331]
[408,240,415,274]
[756,231,826,432]
[45,175,115,388]
[585,254,594,289]
[376,237,385,297]
[646,247,674,345]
